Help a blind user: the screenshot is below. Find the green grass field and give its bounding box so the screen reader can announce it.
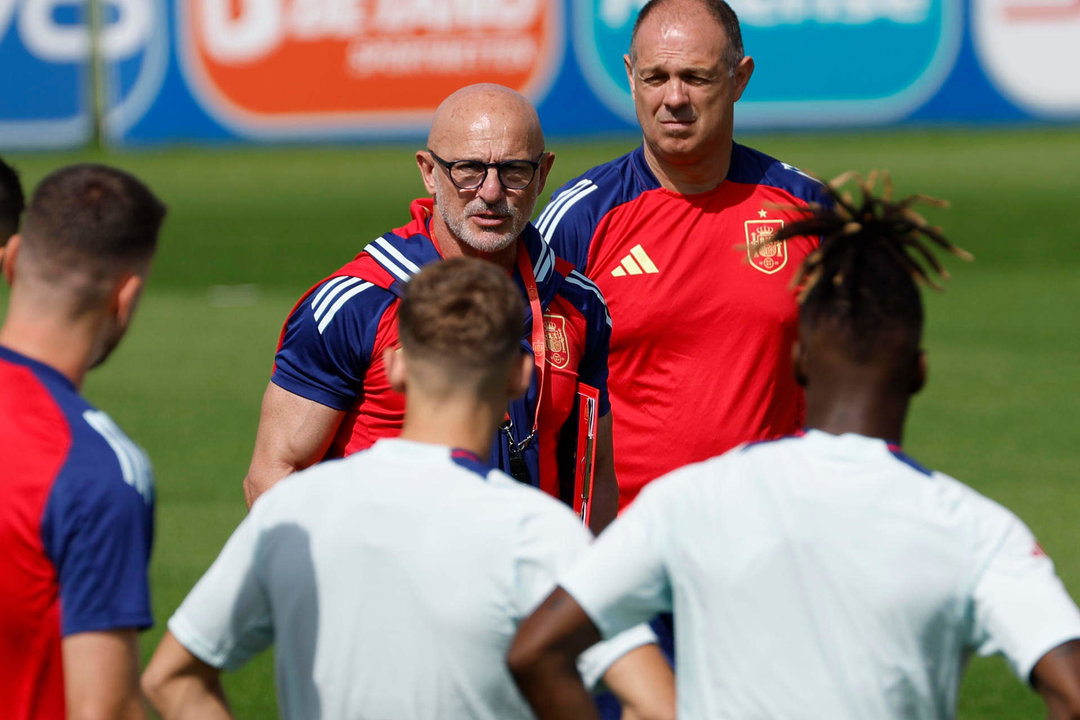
[3,126,1079,717]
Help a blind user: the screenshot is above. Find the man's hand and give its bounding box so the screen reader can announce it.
[243,382,345,507]
[62,629,146,720]
[142,631,231,720]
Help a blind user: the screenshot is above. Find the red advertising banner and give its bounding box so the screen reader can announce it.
[180,0,563,131]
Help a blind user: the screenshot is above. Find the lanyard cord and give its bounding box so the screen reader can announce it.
[504,242,546,454]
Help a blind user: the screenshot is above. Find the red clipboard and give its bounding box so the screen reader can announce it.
[573,383,600,527]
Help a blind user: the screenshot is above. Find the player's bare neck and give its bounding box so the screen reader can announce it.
[804,373,910,444]
[643,143,730,195]
[0,313,92,389]
[398,394,502,460]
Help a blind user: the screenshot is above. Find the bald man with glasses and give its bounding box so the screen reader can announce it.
[243,84,621,535]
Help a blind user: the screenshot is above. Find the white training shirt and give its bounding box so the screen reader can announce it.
[168,438,652,720]
[561,430,1080,720]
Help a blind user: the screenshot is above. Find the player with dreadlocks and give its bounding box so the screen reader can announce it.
[508,173,1080,720]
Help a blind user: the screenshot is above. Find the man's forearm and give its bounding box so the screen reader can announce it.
[243,382,345,507]
[509,588,607,719]
[243,460,296,508]
[144,674,231,720]
[143,632,232,720]
[512,653,600,720]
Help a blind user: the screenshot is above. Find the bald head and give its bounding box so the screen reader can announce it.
[629,0,744,72]
[427,84,545,158]
[418,84,554,261]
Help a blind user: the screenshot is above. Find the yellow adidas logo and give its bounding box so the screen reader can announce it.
[611,245,659,277]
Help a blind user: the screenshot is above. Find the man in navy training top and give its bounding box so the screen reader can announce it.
[244,83,620,533]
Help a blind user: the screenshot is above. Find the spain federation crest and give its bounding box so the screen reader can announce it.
[745,220,788,275]
[544,314,570,369]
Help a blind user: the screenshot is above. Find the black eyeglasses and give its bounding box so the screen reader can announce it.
[427,149,545,191]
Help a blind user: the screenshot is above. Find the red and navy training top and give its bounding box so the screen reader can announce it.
[272,198,612,500]
[0,346,154,719]
[538,143,830,508]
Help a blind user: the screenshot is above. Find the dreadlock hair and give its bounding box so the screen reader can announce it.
[770,170,972,362]
[0,155,24,244]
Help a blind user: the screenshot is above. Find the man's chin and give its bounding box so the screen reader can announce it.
[462,231,517,255]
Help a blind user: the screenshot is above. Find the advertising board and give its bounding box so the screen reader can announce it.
[0,0,1076,148]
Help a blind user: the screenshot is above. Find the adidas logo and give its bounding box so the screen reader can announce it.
[611,245,659,277]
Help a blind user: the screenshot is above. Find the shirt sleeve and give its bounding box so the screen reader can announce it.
[537,181,600,273]
[511,493,656,688]
[559,479,674,640]
[968,502,1080,683]
[167,508,275,671]
[271,277,394,410]
[43,415,155,636]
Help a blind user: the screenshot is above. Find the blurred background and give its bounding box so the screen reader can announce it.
[2,0,1079,716]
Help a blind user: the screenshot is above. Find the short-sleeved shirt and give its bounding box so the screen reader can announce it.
[561,430,1080,719]
[272,198,612,498]
[0,346,155,720]
[169,438,653,720]
[539,144,830,507]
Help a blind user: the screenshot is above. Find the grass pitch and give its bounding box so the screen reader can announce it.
[3,126,1079,717]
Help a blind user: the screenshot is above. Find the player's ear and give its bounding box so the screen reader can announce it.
[623,54,636,101]
[384,347,407,394]
[911,349,927,395]
[733,56,754,102]
[535,151,556,195]
[792,339,807,387]
[1,234,20,286]
[417,150,439,196]
[112,272,145,329]
[508,351,533,399]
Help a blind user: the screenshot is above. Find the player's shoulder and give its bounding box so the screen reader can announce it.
[292,262,399,337]
[537,147,659,240]
[553,266,610,320]
[64,406,155,507]
[728,142,830,206]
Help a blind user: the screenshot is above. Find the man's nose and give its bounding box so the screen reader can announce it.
[476,167,506,203]
[663,79,690,109]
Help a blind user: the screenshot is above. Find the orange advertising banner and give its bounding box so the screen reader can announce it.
[181,0,563,129]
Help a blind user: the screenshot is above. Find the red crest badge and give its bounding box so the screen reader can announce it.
[745,219,787,275]
[544,314,570,369]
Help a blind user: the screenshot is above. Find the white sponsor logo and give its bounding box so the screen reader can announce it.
[594,0,930,27]
[2,0,152,62]
[197,0,543,64]
[736,0,931,26]
[974,0,1080,115]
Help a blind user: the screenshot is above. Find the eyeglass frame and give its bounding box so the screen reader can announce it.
[426,149,547,191]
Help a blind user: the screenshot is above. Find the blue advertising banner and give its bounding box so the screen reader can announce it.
[0,0,1076,149]
[0,0,92,148]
